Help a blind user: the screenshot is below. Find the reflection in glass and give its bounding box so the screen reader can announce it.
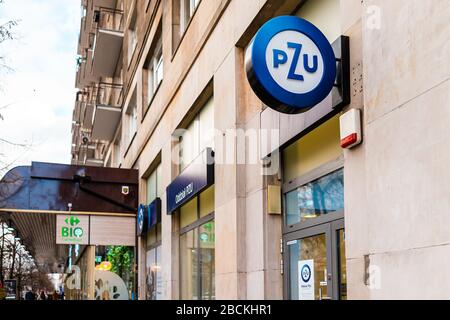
[180,228,198,299]
[146,246,162,300]
[338,229,347,300]
[199,221,215,300]
[286,169,344,225]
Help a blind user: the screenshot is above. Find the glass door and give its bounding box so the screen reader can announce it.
[284,219,346,300]
[285,224,332,300]
[331,219,346,300]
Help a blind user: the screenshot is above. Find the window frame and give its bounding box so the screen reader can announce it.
[179,190,215,300]
[282,155,344,235]
[127,7,138,66]
[178,96,214,172]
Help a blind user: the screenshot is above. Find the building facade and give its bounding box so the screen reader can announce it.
[71,0,450,299]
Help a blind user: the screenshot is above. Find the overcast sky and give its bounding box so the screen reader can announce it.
[0,0,80,177]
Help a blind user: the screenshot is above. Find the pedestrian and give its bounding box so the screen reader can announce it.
[38,290,46,300]
[25,288,35,300]
[52,291,59,300]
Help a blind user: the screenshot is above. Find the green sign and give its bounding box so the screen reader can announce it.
[62,216,84,239]
[56,215,89,245]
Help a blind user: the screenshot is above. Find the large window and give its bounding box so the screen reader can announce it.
[145,163,163,300]
[282,114,343,226]
[179,185,215,300]
[143,26,163,113]
[179,97,214,171]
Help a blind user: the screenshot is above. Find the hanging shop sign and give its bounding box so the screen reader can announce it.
[166,148,214,214]
[56,215,135,246]
[245,16,337,114]
[148,197,162,229]
[56,215,89,245]
[137,204,148,236]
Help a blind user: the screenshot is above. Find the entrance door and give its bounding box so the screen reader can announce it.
[284,219,346,300]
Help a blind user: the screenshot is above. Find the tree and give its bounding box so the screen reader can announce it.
[0,0,21,176]
[106,246,133,279]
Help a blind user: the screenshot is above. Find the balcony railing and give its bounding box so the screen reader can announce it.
[90,82,123,142]
[92,7,124,33]
[93,82,123,107]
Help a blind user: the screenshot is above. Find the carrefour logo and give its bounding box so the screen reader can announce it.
[246,16,336,114]
[62,216,83,238]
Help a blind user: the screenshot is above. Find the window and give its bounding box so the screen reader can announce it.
[127,8,137,65]
[146,163,163,300]
[285,168,344,226]
[125,90,137,146]
[143,27,163,112]
[113,135,121,167]
[179,97,214,171]
[181,0,201,32]
[146,162,163,203]
[179,186,215,300]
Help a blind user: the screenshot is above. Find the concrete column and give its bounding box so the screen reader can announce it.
[160,138,179,299]
[214,47,247,299]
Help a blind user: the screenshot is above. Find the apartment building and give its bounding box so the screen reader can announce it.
[71,0,450,300]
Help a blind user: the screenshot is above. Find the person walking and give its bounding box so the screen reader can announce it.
[38,290,46,300]
[25,288,35,300]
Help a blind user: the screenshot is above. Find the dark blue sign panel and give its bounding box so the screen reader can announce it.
[166,148,214,214]
[245,16,336,114]
[148,197,161,229]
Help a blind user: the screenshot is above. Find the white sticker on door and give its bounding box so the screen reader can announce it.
[298,259,315,300]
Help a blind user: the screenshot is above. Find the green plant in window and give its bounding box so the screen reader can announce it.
[106,246,133,278]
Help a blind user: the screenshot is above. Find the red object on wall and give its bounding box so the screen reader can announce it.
[340,133,358,148]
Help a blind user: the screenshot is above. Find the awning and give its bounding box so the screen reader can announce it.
[0,162,138,273]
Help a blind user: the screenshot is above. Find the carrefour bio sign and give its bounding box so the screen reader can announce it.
[246,16,336,114]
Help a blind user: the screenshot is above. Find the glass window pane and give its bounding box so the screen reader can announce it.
[156,245,163,300]
[295,0,341,43]
[282,114,341,182]
[147,170,157,203]
[285,169,344,226]
[180,228,198,300]
[288,234,327,300]
[156,163,163,198]
[338,229,347,300]
[146,248,156,300]
[180,197,198,228]
[180,119,198,171]
[199,97,214,152]
[199,220,215,300]
[200,185,214,218]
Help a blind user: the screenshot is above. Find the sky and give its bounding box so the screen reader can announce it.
[0,0,81,177]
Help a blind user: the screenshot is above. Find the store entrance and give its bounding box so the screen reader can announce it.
[284,219,346,300]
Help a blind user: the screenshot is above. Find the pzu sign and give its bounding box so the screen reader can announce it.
[246,16,336,114]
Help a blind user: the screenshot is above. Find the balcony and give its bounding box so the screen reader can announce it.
[75,49,99,90]
[91,83,123,141]
[91,7,124,78]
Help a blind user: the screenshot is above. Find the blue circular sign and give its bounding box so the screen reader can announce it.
[301,264,312,283]
[137,204,146,236]
[246,16,336,114]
